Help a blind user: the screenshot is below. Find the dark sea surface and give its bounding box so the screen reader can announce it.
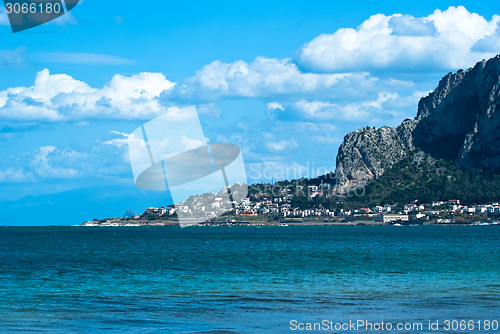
[0,225,499,333]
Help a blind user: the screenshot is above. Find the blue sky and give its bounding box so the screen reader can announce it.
[1,0,499,225]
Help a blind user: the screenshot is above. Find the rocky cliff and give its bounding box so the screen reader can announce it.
[334,119,416,191]
[335,55,500,191]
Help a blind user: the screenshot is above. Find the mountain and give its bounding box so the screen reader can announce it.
[334,119,416,192]
[347,152,500,207]
[414,56,500,171]
[335,55,500,192]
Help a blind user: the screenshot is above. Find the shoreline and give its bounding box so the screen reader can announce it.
[80,219,500,227]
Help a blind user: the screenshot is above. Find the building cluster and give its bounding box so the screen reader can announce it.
[139,206,176,219]
[233,197,336,218]
[426,200,500,214]
[340,200,500,224]
[134,185,499,222]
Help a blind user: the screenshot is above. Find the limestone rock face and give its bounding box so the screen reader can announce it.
[335,119,416,191]
[334,55,500,191]
[414,55,500,172]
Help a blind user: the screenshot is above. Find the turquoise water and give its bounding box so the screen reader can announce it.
[0,225,499,333]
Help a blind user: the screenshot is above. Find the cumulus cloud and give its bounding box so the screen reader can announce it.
[389,15,437,36]
[0,69,176,121]
[259,89,424,127]
[0,6,493,131]
[473,25,500,52]
[174,56,403,101]
[31,146,83,178]
[293,100,369,121]
[287,92,400,122]
[296,6,500,72]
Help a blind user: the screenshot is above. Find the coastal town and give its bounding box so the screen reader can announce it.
[83,184,500,226]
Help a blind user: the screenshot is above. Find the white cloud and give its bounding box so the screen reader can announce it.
[389,15,437,36]
[180,135,204,151]
[266,102,284,111]
[31,146,82,178]
[292,100,368,121]
[0,168,35,183]
[266,102,284,118]
[174,56,395,101]
[363,92,400,109]
[0,69,176,121]
[102,131,132,148]
[1,6,494,133]
[296,6,500,72]
[474,25,500,52]
[288,92,402,122]
[265,137,298,152]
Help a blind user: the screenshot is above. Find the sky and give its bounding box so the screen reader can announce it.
[0,0,499,225]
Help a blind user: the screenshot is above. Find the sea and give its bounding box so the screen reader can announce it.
[0,225,499,333]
